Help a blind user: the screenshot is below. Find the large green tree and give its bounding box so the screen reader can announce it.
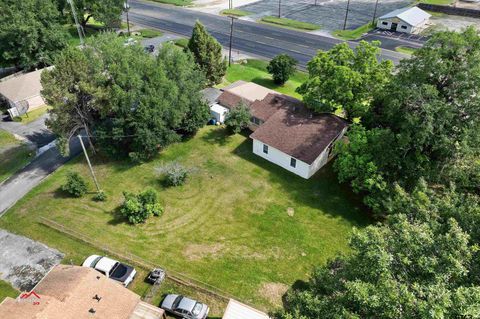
[42,33,209,161]
[297,41,393,120]
[187,21,227,86]
[267,54,297,85]
[64,0,124,29]
[334,28,480,212]
[0,0,67,69]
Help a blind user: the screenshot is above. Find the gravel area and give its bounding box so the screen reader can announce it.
[238,0,412,30]
[429,14,480,33]
[0,230,64,291]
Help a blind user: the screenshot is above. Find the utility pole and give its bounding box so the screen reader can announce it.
[229,0,232,10]
[67,0,85,46]
[228,16,237,66]
[77,134,101,192]
[343,0,351,30]
[278,0,282,18]
[124,0,131,36]
[372,0,379,25]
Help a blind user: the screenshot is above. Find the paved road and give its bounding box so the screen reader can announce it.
[0,116,81,215]
[128,0,408,68]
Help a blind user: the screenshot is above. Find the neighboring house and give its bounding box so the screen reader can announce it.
[213,81,348,179]
[222,299,270,319]
[0,68,48,117]
[0,265,166,319]
[377,6,431,34]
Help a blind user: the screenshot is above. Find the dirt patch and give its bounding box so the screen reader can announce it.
[183,243,225,261]
[259,282,289,307]
[287,207,294,217]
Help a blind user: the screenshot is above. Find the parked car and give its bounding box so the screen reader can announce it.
[82,255,136,287]
[145,44,155,53]
[161,294,209,319]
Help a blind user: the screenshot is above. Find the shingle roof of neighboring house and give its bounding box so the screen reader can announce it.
[0,68,47,103]
[202,87,222,106]
[250,95,348,164]
[249,93,300,122]
[0,265,165,319]
[378,6,431,26]
[222,299,270,319]
[217,91,246,109]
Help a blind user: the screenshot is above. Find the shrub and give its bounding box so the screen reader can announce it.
[62,171,87,197]
[267,54,297,85]
[224,101,251,134]
[93,191,107,202]
[119,188,163,224]
[165,163,189,186]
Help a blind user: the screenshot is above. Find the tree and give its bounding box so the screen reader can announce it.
[42,34,208,161]
[297,41,393,120]
[267,54,297,85]
[224,102,251,134]
[63,0,124,29]
[0,0,67,69]
[62,171,88,197]
[278,213,480,319]
[187,21,227,86]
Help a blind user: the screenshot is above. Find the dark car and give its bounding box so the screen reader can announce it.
[145,44,155,53]
[161,294,209,319]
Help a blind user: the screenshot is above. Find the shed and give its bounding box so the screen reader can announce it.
[377,6,431,34]
[210,103,230,123]
[222,299,270,319]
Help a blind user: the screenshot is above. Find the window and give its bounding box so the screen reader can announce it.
[401,25,407,29]
[290,158,296,168]
[263,144,268,154]
[382,21,388,26]
[251,117,263,125]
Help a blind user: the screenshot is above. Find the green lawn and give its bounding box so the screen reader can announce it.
[220,9,252,17]
[173,38,189,49]
[0,280,18,303]
[0,129,35,183]
[220,59,308,100]
[13,105,51,124]
[151,0,192,5]
[260,16,321,31]
[137,28,164,38]
[0,126,369,310]
[419,0,454,5]
[333,23,375,40]
[395,46,417,55]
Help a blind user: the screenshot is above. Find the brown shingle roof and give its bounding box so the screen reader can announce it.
[250,96,348,164]
[217,91,245,109]
[0,68,48,103]
[0,265,165,319]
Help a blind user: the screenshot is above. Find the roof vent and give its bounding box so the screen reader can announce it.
[96,276,100,280]
[93,294,102,302]
[89,308,96,314]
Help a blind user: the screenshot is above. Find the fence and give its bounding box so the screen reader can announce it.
[38,217,240,304]
[418,3,480,18]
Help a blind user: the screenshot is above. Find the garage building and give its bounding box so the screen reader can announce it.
[377,6,431,34]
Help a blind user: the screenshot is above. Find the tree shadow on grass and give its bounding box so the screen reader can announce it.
[232,138,372,225]
[201,126,234,146]
[281,279,309,310]
[107,205,128,226]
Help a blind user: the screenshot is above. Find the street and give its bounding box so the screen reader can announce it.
[128,0,408,67]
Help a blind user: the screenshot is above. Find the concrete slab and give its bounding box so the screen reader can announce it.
[0,229,64,291]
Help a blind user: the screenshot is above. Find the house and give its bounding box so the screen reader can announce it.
[213,81,348,179]
[0,265,166,319]
[0,68,48,117]
[377,6,431,34]
[222,299,270,319]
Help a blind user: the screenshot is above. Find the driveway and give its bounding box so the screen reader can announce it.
[0,229,64,291]
[1,114,54,148]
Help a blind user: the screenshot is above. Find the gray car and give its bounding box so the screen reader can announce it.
[160,294,209,319]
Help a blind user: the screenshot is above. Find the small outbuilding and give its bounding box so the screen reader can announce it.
[377,6,431,34]
[222,299,270,319]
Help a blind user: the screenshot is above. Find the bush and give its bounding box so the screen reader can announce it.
[119,188,164,224]
[165,163,189,186]
[62,171,87,197]
[267,54,297,85]
[224,101,251,134]
[93,191,107,202]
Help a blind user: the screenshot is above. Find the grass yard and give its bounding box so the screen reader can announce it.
[260,16,320,31]
[137,28,164,38]
[0,126,369,310]
[173,38,189,49]
[0,129,35,183]
[220,59,307,99]
[0,280,18,303]
[220,9,253,17]
[333,23,375,40]
[13,105,51,124]
[419,0,454,5]
[395,46,417,55]
[151,0,192,6]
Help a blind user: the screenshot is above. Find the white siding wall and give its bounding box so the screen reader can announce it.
[377,19,393,30]
[377,19,427,34]
[252,139,311,179]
